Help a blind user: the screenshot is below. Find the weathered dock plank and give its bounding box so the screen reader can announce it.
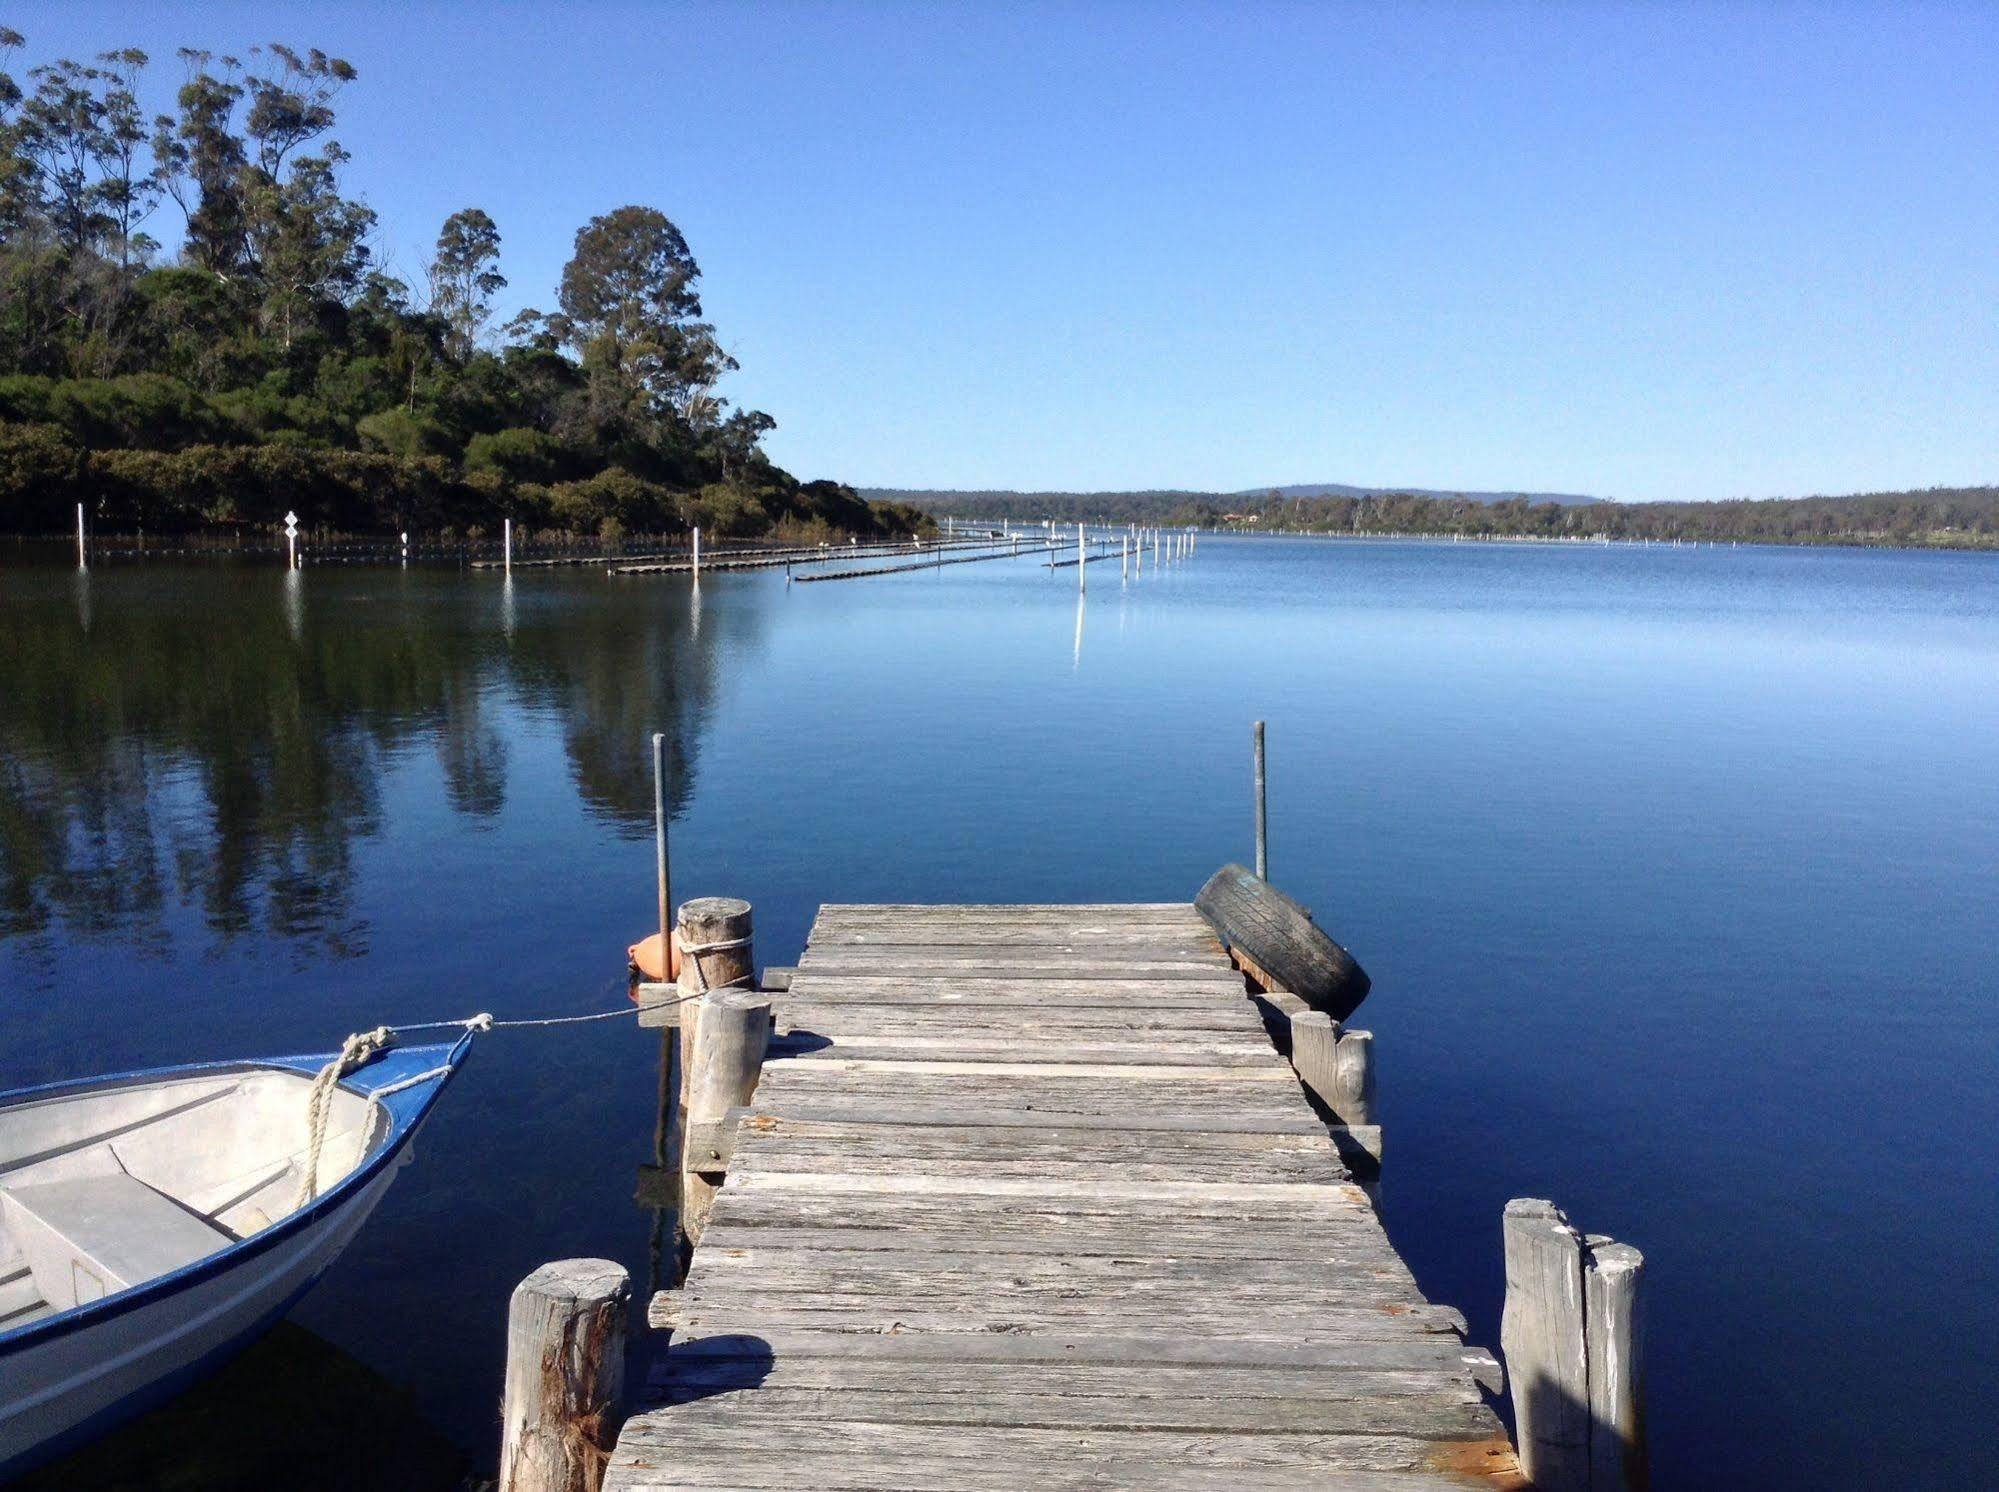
[604,903,1521,1491]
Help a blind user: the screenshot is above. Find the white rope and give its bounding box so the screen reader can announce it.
[291,1025,393,1209]
[294,940,764,1202]
[681,934,754,995]
[369,1064,456,1098]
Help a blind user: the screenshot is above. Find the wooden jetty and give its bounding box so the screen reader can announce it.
[792,542,1065,583]
[591,899,1533,1490]
[611,536,1026,578]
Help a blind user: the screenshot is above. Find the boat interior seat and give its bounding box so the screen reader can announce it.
[0,1172,228,1314]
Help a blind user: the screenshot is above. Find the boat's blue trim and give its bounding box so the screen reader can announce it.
[0,1032,472,1356]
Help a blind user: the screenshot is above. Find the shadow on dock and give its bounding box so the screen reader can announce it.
[12,1322,471,1492]
[646,1333,777,1405]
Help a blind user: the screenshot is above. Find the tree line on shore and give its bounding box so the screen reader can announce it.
[0,30,928,542]
[884,485,1999,548]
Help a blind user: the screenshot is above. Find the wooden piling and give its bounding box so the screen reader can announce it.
[680,988,772,1242]
[1288,1010,1338,1095]
[499,1258,630,1492]
[677,896,754,1004]
[673,896,756,1212]
[1331,1029,1376,1125]
[1501,1199,1590,1489]
[504,517,513,574]
[1586,1240,1648,1491]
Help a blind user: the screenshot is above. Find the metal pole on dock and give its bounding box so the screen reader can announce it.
[1078,522,1086,590]
[75,503,85,569]
[1122,535,1129,580]
[651,733,671,963]
[1253,720,1268,880]
[692,525,701,578]
[504,517,512,574]
[645,732,682,1294]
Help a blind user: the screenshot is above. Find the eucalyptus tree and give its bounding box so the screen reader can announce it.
[88,49,157,267]
[151,49,251,276]
[242,141,375,348]
[429,207,504,357]
[15,56,109,253]
[555,205,731,428]
[0,26,37,241]
[241,44,353,177]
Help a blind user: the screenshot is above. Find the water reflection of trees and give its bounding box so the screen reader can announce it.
[0,566,749,953]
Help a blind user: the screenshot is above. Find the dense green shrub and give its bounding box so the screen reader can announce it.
[545,468,677,534]
[356,408,455,460]
[464,427,572,485]
[0,423,85,530]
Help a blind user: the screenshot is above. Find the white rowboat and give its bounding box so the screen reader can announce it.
[0,1036,469,1480]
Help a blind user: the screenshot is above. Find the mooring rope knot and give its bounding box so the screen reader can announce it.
[295,977,752,1200]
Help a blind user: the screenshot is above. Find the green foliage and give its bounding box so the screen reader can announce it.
[0,30,908,543]
[464,426,569,484]
[0,420,82,528]
[86,443,466,532]
[545,468,677,534]
[0,372,228,448]
[355,406,451,459]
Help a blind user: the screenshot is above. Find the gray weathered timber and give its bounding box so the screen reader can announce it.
[1586,1240,1647,1492]
[674,898,755,1189]
[1333,1028,1379,1125]
[1502,1198,1590,1488]
[602,903,1518,1492]
[681,990,772,1241]
[501,1259,630,1492]
[1195,862,1372,1018]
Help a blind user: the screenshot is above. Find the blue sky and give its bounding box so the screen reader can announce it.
[19,1,1999,499]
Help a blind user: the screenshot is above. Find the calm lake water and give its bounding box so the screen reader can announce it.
[3,536,1996,1487]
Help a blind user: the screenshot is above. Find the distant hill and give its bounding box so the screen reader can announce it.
[853,484,1999,549]
[861,484,1606,514]
[1243,483,1604,506]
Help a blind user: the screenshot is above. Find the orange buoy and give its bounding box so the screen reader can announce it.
[628,929,682,985]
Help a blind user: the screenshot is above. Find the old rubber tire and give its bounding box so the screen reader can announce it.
[1195,863,1371,1020]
